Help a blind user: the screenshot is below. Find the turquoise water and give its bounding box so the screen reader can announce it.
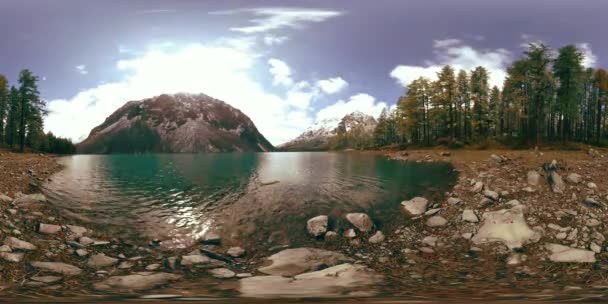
[42,152,456,248]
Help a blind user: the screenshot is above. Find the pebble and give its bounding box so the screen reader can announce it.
[227,247,246,258]
[426,216,447,227]
[462,210,478,223]
[368,231,385,244]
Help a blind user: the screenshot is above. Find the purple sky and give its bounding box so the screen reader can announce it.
[1,0,607,144]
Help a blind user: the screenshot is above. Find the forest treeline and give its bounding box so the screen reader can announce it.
[0,70,76,154]
[372,43,608,148]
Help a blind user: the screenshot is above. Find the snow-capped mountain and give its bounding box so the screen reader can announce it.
[280,111,377,151]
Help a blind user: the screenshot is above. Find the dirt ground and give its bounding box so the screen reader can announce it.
[0,150,63,197]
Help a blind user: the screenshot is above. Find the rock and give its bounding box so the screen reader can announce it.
[522,186,535,193]
[240,264,381,298]
[78,237,95,246]
[30,276,62,283]
[545,243,596,263]
[556,232,567,240]
[586,218,601,227]
[180,254,211,266]
[447,197,462,205]
[0,193,12,203]
[462,209,478,223]
[424,208,441,216]
[587,182,598,189]
[227,247,245,258]
[345,213,373,232]
[490,154,504,163]
[583,197,603,208]
[420,247,434,253]
[13,194,46,208]
[566,173,582,184]
[590,243,602,253]
[0,252,24,262]
[527,171,541,186]
[66,225,87,236]
[400,197,428,217]
[88,254,119,268]
[324,231,338,241]
[209,268,236,279]
[236,273,253,278]
[461,233,473,240]
[37,223,62,235]
[118,261,134,269]
[426,216,447,227]
[471,205,537,249]
[30,262,83,276]
[258,248,352,277]
[306,215,328,237]
[145,264,161,271]
[483,190,500,201]
[4,237,37,251]
[368,231,385,244]
[343,229,357,239]
[94,272,181,291]
[75,249,88,257]
[548,171,565,194]
[422,236,438,247]
[202,232,221,245]
[471,181,484,193]
[0,245,11,252]
[588,148,601,157]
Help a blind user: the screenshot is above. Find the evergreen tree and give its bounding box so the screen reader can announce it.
[434,65,457,139]
[456,70,470,140]
[554,45,584,142]
[17,69,43,152]
[0,75,7,144]
[470,66,490,138]
[373,108,388,146]
[594,69,608,144]
[488,86,500,136]
[6,86,20,148]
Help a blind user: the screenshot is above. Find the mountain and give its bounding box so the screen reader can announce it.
[77,93,274,153]
[280,111,377,151]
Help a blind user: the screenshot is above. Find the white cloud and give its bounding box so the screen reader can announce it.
[75,65,88,75]
[212,7,343,33]
[45,42,354,146]
[263,35,289,46]
[390,39,511,89]
[285,81,319,110]
[268,58,293,86]
[316,93,387,121]
[316,77,348,94]
[577,43,597,68]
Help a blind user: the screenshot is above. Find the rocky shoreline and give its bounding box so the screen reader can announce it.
[2,148,608,301]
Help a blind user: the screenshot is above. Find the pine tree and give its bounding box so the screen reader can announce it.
[0,75,8,144]
[470,66,490,138]
[5,86,20,148]
[373,108,389,147]
[594,69,608,144]
[488,86,500,136]
[17,69,43,152]
[434,65,457,140]
[554,45,583,142]
[456,70,470,140]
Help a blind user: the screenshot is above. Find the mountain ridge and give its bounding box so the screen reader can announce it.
[77,93,274,153]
